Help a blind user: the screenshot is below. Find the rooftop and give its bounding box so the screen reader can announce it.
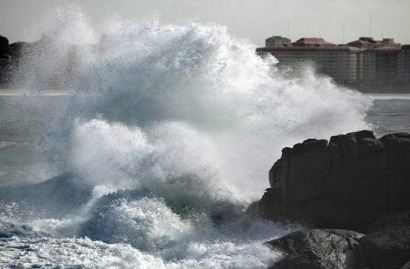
[293,38,335,47]
[258,36,406,51]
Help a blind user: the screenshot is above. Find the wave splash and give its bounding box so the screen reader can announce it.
[0,8,371,268]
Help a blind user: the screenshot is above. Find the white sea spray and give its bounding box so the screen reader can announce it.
[0,6,372,268]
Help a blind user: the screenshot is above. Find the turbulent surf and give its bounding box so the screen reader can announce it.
[0,8,371,268]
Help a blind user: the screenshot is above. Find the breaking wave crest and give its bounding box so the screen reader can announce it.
[0,7,371,268]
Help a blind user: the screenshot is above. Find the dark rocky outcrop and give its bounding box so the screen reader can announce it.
[0,35,11,85]
[359,224,410,269]
[267,224,410,269]
[0,35,10,56]
[257,130,410,230]
[267,229,367,269]
[254,130,410,269]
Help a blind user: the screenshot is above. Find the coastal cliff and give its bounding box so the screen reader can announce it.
[257,130,410,230]
[254,130,410,269]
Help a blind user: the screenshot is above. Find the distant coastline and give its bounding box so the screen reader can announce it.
[2,33,410,93]
[0,34,82,90]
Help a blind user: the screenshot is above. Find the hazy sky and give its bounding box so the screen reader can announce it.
[0,0,409,46]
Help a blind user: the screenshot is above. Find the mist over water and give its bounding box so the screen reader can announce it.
[0,8,372,268]
[34,9,371,199]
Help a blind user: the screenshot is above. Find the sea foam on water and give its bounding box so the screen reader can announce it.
[0,7,372,268]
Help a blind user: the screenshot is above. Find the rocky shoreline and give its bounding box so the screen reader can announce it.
[0,34,80,89]
[250,130,410,269]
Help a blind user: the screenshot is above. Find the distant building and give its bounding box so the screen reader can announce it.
[258,37,360,85]
[400,45,410,87]
[257,36,410,92]
[292,37,335,47]
[265,36,291,47]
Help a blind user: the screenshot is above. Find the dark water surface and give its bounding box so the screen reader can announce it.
[365,95,410,136]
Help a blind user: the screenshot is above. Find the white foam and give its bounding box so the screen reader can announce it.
[0,234,283,269]
[0,7,373,268]
[36,17,372,200]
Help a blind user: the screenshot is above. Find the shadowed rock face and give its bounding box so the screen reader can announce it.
[258,130,410,230]
[0,35,9,56]
[267,229,366,269]
[359,225,410,269]
[267,224,410,269]
[357,211,410,269]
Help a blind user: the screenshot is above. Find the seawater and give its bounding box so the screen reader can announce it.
[0,9,402,268]
[366,95,410,135]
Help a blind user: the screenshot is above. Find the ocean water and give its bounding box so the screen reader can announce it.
[0,9,406,269]
[366,95,410,135]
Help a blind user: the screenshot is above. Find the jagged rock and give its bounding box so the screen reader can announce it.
[258,130,410,230]
[359,225,410,269]
[267,229,367,269]
[245,201,259,217]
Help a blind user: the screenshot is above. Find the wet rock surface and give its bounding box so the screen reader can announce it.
[254,130,410,269]
[258,130,410,230]
[267,229,366,269]
[359,224,410,269]
[266,218,410,269]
